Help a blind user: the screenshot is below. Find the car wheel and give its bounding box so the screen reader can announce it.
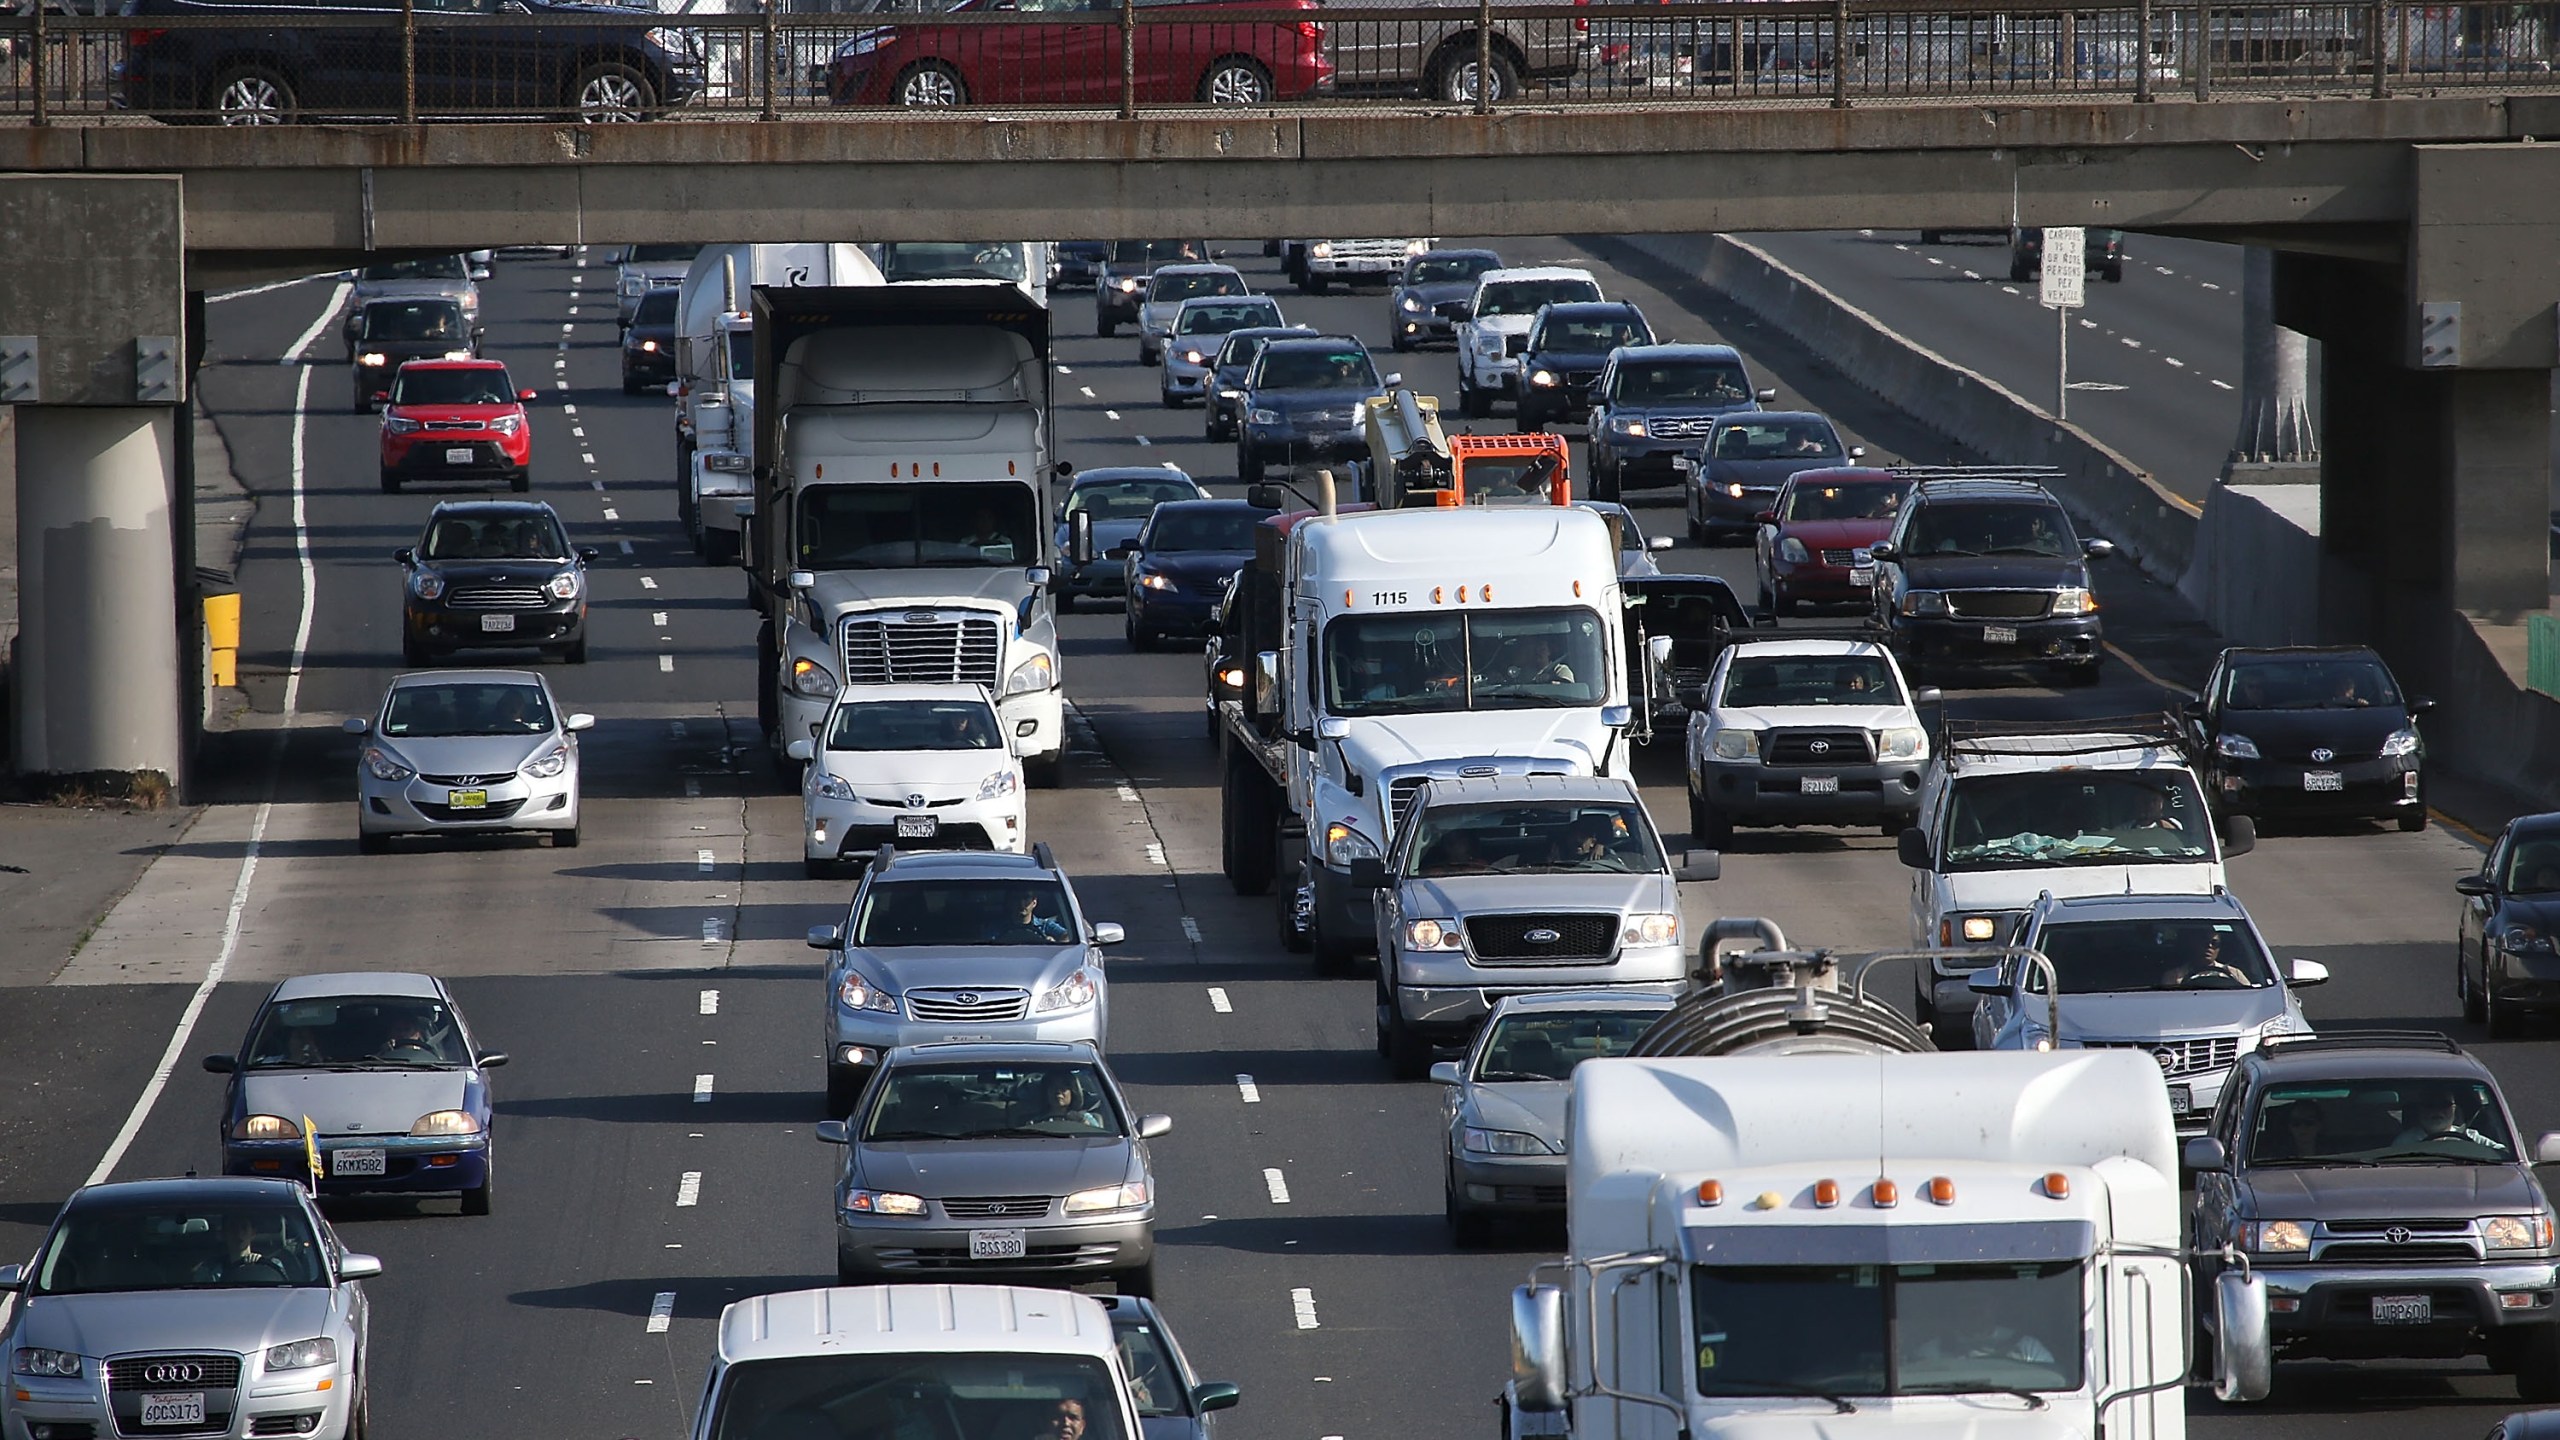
[552,823,580,849]
[510,470,531,494]
[345,1375,371,1440]
[804,857,835,882]
[1592,462,1619,504]
[2461,947,2488,1024]
[1446,1169,1494,1248]
[1116,1261,1157,1299]
[1391,332,1414,353]
[568,62,654,122]
[1223,755,1278,896]
[1198,56,1272,106]
[1124,609,1155,652]
[2009,254,2035,283]
[1302,273,1330,295]
[1433,44,1518,104]
[895,61,966,107]
[1160,388,1181,409]
[561,635,588,664]
[1312,917,1358,977]
[1024,751,1064,790]
[1691,790,1733,850]
[1772,592,1799,618]
[1516,407,1544,434]
[1384,997,1430,1079]
[1459,383,1490,420]
[1685,500,1706,547]
[2399,806,2430,833]
[2103,262,2126,283]
[2488,966,2525,1040]
[1238,449,1264,486]
[208,64,296,125]
[358,830,389,856]
[380,472,401,494]
[1919,230,1943,244]
[461,1158,492,1216]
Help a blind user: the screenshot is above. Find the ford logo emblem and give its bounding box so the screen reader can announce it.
[1524,928,1562,944]
[139,1362,207,1386]
[2310,747,2335,763]
[1807,740,1831,755]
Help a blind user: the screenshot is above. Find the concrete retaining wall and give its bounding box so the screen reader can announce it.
[2177,484,2326,648]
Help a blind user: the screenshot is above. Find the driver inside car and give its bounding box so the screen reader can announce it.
[2158,929,2250,989]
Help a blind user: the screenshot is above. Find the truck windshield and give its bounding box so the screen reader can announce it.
[1475,279,1602,317]
[1692,1261,2083,1400]
[1718,654,1899,708]
[2030,917,2273,993]
[728,330,756,382]
[1406,801,1663,878]
[798,483,1037,569]
[877,242,1028,283]
[708,1354,1129,1440]
[1941,771,2213,870]
[1323,608,1607,717]
[2247,1079,2518,1166]
[1611,360,1751,407]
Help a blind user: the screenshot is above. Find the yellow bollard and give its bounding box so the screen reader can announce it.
[204,590,241,688]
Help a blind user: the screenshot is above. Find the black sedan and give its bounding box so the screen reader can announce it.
[396,500,596,665]
[1681,411,1859,544]
[1122,499,1275,650]
[2183,645,2429,831]
[620,285,678,394]
[2459,815,2560,1036]
[350,297,477,411]
[1385,247,1501,351]
[1514,301,1653,431]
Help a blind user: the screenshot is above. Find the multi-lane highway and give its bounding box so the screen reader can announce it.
[0,237,2542,1440]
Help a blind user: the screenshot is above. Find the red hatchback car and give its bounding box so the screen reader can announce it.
[380,360,536,495]
[825,0,1333,108]
[1751,467,1913,616]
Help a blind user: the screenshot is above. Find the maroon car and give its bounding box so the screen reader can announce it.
[1752,467,1913,616]
[825,0,1334,107]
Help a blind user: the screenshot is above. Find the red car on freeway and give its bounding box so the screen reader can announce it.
[380,359,537,495]
[1751,467,1913,616]
[824,0,1333,108]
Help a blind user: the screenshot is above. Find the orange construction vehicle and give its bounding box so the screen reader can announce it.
[1448,431,1571,507]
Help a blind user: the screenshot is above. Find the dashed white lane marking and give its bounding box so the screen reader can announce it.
[2120,336,2141,348]
[1116,784,1140,803]
[2201,282,2223,291]
[699,988,720,1015]
[653,611,670,626]
[582,452,598,465]
[1143,842,1167,866]
[641,576,658,589]
[699,915,725,945]
[1924,256,1944,266]
[1056,364,1074,375]
[676,1172,702,1207]
[1135,436,1153,447]
[1205,983,1229,1011]
[2164,357,2186,368]
[604,507,620,520]
[1236,1074,1261,1103]
[693,1074,716,1102]
[2155,266,2175,275]
[556,380,569,390]
[2210,379,2235,390]
[563,404,578,415]
[1186,918,1207,946]
[697,848,717,873]
[1291,1289,1320,1329]
[619,540,635,555]
[567,306,579,315]
[1960,269,1981,281]
[2079,318,2098,329]
[1080,386,1096,398]
[561,323,575,333]
[1893,242,1909,250]
[1264,1168,1291,1204]
[1104,409,1122,421]
[660,655,676,673]
[572,425,586,438]
[2001,285,2021,296]
[647,1293,676,1333]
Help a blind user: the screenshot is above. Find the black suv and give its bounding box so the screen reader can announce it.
[395,500,597,666]
[113,0,702,124]
[2188,1033,2560,1400]
[1513,301,1652,432]
[350,297,476,412]
[2183,645,2432,833]
[1868,474,2113,686]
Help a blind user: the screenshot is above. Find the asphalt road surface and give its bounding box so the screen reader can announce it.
[0,238,2538,1440]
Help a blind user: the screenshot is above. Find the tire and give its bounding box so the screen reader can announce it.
[894,61,966,107]
[1446,1170,1493,1248]
[1198,56,1272,106]
[510,469,531,494]
[1117,1261,1158,1299]
[1237,449,1264,487]
[1772,592,1799,618]
[825,1065,862,1117]
[1024,751,1065,790]
[1592,462,1619,504]
[1097,313,1118,339]
[1302,273,1330,296]
[1432,43,1519,104]
[351,391,370,414]
[461,1158,492,1216]
[552,823,580,849]
[703,527,739,567]
[1124,609,1156,652]
[2399,807,2430,833]
[1311,912,1359,977]
[1052,588,1075,615]
[567,61,655,122]
[1391,332,1414,353]
[1516,406,1544,434]
[2488,967,2525,1040]
[1139,343,1159,367]
[207,63,295,125]
[357,831,389,856]
[2009,255,2034,283]
[2103,262,2126,283]
[1459,383,1490,420]
[2061,661,2103,687]
[1385,999,1431,1079]
[1160,388,1182,409]
[1919,230,1943,244]
[622,376,641,396]
[2462,948,2488,1025]
[345,1376,371,1440]
[561,635,588,665]
[1685,501,1707,547]
[1223,755,1278,896]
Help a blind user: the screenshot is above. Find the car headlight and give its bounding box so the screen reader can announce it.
[1218,388,1244,401]
[1400,294,1423,311]
[1877,726,1928,761]
[809,769,856,800]
[2050,586,2098,617]
[1960,915,2001,943]
[440,349,473,362]
[408,1110,481,1138]
[1621,913,1678,947]
[2380,726,2421,758]
[12,1348,83,1379]
[489,413,522,437]
[384,415,423,435]
[1033,969,1099,1014]
[1404,918,1464,951]
[2247,1220,2312,1254]
[1898,589,1948,617]
[976,769,1018,801]
[1463,1127,1554,1156]
[788,657,840,700]
[545,571,580,600]
[1064,1182,1149,1215]
[1403,239,1429,255]
[1609,416,1647,436]
[1720,482,1746,499]
[409,570,445,600]
[521,743,571,780]
[1709,726,1759,761]
[1309,241,1334,259]
[358,352,388,367]
[1324,821,1381,868]
[361,747,415,784]
[1777,536,1810,563]
[844,1189,926,1217]
[1139,573,1174,591]
[2484,1214,2556,1251]
[2216,732,2261,760]
[645,26,688,53]
[1004,651,1054,697]
[233,1113,302,1141]
[837,974,899,1013]
[1181,349,1205,365]
[1248,407,1280,425]
[2500,925,2552,954]
[263,1338,338,1371]
[639,339,660,353]
[1529,369,1558,388]
[1116,277,1142,293]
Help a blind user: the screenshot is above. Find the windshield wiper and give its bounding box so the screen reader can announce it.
[861,1129,950,1142]
[1700,1380,1857,1414]
[1472,1071,1566,1084]
[1907,1385,2046,1410]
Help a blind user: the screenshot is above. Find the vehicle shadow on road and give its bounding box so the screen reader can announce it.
[497,1087,816,1127]
[1155,1211,1527,1258]
[509,1272,834,1320]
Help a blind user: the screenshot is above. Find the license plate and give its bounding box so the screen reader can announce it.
[968,1228,1027,1260]
[2304,770,2344,792]
[2372,1294,2432,1325]
[444,446,475,464]
[894,814,938,839]
[446,789,488,811]
[1799,775,1839,795]
[332,1148,387,1177]
[1982,625,2020,645]
[480,613,516,633]
[1850,565,1875,585]
[140,1394,206,1427]
[2168,1084,2192,1113]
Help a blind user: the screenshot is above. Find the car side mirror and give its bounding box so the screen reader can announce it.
[518,388,538,403]
[201,1054,237,1074]
[2457,875,2497,897]
[1965,966,2007,996]
[1896,827,1932,869]
[1429,1060,1463,1086]
[1647,535,1672,552]
[1752,510,1776,525]
[565,713,596,733]
[1867,542,1897,561]
[0,1264,22,1293]
[1091,922,1126,945]
[806,925,843,951]
[786,738,814,762]
[576,546,599,563]
[1105,543,1134,561]
[1676,850,1720,883]
[816,1120,849,1145]
[1136,1113,1173,1139]
[2084,538,2116,559]
[342,717,371,735]
[1346,857,1388,891]
[1192,1382,1241,1414]
[338,1254,384,1281]
[1070,511,1095,567]
[2535,1132,2560,1165]
[1913,687,1942,706]
[2410,695,2437,714]
[2178,696,2206,720]
[1754,388,1778,403]
[393,547,415,565]
[1382,372,1402,388]
[1849,445,1868,459]
[2182,1137,2229,1173]
[2221,813,2256,858]
[2285,958,2329,988]
[476,1052,509,1068]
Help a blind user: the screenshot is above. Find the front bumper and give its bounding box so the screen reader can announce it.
[2489,948,2560,1010]
[782,686,1062,766]
[357,769,579,836]
[1243,423,1367,465]
[1449,1146,1568,1215]
[1127,582,1221,635]
[1697,758,1922,826]
[835,1210,1151,1280]
[225,1134,489,1195]
[828,1005,1103,1063]
[404,598,584,653]
[383,437,528,484]
[1767,556,1875,605]
[1392,305,1454,343]
[622,348,675,384]
[2256,1258,2560,1355]
[1466,354,1522,394]
[2213,756,2422,820]
[805,791,1027,861]
[1097,287,1143,324]
[1517,377,1596,418]
[1594,437,1702,489]
[1306,254,1403,278]
[1399,974,1683,1035]
[5,1359,356,1440]
[1161,359,1211,396]
[1886,612,2103,668]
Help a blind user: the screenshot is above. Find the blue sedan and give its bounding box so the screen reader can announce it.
[1122,499,1274,650]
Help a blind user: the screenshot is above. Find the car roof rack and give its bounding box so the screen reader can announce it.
[1941,710,2186,758]
[1726,624,1890,646]
[2256,1031,2469,1057]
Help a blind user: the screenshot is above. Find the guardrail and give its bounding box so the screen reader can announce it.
[2,0,2552,125]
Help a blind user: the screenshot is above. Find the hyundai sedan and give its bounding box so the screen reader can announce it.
[348,670,592,851]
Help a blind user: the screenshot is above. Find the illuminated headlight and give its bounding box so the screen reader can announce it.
[1609,417,1647,437]
[408,1110,481,1138]
[489,413,522,437]
[1248,407,1281,425]
[233,1113,302,1141]
[546,571,580,600]
[358,352,389,367]
[2050,586,2098,617]
[1877,726,1928,761]
[1708,726,1759,761]
[521,743,571,780]
[409,571,445,600]
[1463,1127,1553,1156]
[836,975,899,1013]
[1139,573,1175,591]
[1310,242,1335,259]
[1217,666,1245,688]
[844,1189,926,1217]
[1219,389,1244,401]
[1403,239,1429,255]
[1004,651,1054,697]
[1898,590,1948,617]
[1400,295,1424,311]
[2484,1214,2555,1251]
[1116,277,1142,293]
[1404,918,1464,951]
[639,339,660,353]
[12,1348,84,1379]
[1959,915,2000,943]
[1777,536,1810,564]
[440,349,473,361]
[384,415,424,435]
[1180,349,1205,365]
[976,769,1019,801]
[2216,732,2261,761]
[1324,821,1382,868]
[789,657,840,700]
[1064,1182,1149,1215]
[2247,1220,2312,1254]
[2022,1029,2058,1053]
[1529,369,1558,388]
[1621,913,1679,947]
[2380,726,2421,758]
[1033,970,1099,1014]
[361,747,415,784]
[809,770,856,800]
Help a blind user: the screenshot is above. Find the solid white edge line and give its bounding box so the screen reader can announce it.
[210,271,339,304]
[280,282,353,368]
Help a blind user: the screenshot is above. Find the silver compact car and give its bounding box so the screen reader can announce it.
[347,669,592,852]
[0,1177,378,1440]
[1430,991,1673,1245]
[811,847,1124,1113]
[817,1041,1167,1295]
[1158,295,1284,408]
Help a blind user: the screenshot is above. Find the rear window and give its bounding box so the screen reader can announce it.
[1149,271,1244,303]
[1112,240,1207,265]
[1176,301,1276,334]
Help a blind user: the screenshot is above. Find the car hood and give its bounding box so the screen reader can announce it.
[1775,518,1896,549]
[1403,871,1670,920]
[1459,1080,1570,1149]
[414,559,572,583]
[1337,710,1612,784]
[2219,705,2413,754]
[1620,398,1762,423]
[1134,549,1250,581]
[240,1068,473,1137]
[1083,518,1149,556]
[853,1137,1136,1197]
[369,730,555,777]
[1713,703,1914,734]
[15,1287,343,1359]
[385,403,520,424]
[805,567,1040,616]
[1897,554,2087,590]
[1403,280,1477,308]
[1703,456,1844,489]
[1472,315,1539,337]
[2242,1163,2549,1220]
[815,747,1011,789]
[1945,864,2221,912]
[2049,986,2289,1043]
[855,945,1089,990]
[1252,385,1380,414]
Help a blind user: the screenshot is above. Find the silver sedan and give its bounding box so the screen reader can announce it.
[347,669,591,851]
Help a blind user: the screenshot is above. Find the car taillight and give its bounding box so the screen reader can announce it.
[1296,19,1323,39]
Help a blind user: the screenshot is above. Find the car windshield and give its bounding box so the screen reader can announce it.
[2504,835,2560,893]
[708,1355,1130,1440]
[2248,1079,2519,1166]
[1461,455,1563,506]
[363,255,467,282]
[797,482,1036,569]
[825,700,1001,752]
[1407,254,1497,285]
[242,994,472,1068]
[861,1061,1123,1141]
[361,302,466,342]
[1782,481,1909,522]
[1719,654,1900,708]
[1691,1261,2084,1400]
[1112,240,1206,264]
[2225,655,2404,710]
[623,243,701,263]
[1472,1010,1660,1081]
[1711,419,1842,462]
[1325,608,1607,717]
[877,242,1030,284]
[382,682,555,738]
[421,511,568,561]
[1476,279,1602,317]
[1147,507,1261,553]
[1114,1323,1189,1418]
[1066,479,1197,520]
[1613,360,1752,406]
[32,1202,329,1296]
[1406,800,1664,877]
[850,878,1075,947]
[1253,347,1377,391]
[2027,917,2274,994]
[1176,301,1276,335]
[1941,771,2215,868]
[1901,501,2077,558]
[1150,271,1244,303]
[1535,317,1649,352]
[1216,332,1287,371]
[727,330,756,381]
[633,289,679,326]
[391,368,513,406]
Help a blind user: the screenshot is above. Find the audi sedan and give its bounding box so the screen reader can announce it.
[0,1178,378,1440]
[347,670,592,851]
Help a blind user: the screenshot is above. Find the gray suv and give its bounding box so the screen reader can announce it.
[2188,1032,2560,1401]
[809,846,1125,1114]
[1353,774,1717,1078]
[1324,1,1592,101]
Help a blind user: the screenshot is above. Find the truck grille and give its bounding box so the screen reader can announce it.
[906,988,1029,1023]
[1647,415,1716,440]
[1388,777,1432,836]
[106,1356,242,1392]
[1945,589,2053,620]
[1763,728,1875,767]
[841,613,1002,686]
[445,584,545,610]
[1465,913,1619,963]
[2084,1035,2239,1078]
[942,1195,1052,1219]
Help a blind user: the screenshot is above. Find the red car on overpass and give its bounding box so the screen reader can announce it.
[824,0,1333,107]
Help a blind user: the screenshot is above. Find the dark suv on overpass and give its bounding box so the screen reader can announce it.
[112,0,703,124]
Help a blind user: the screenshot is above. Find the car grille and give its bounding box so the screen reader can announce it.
[858,796,967,810]
[421,419,485,432]
[841,613,1002,687]
[2270,739,2378,763]
[445,584,546,610]
[1648,415,1716,440]
[2083,1035,2239,1078]
[1323,240,1409,260]
[1763,728,1875,767]
[1945,589,2053,620]
[2318,1219,2483,1263]
[1465,913,1620,963]
[1491,1185,1569,1205]
[942,1195,1053,1219]
[421,773,511,787]
[106,1356,242,1392]
[906,988,1030,1023]
[414,798,528,822]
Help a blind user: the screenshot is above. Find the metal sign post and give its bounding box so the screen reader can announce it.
[2039,226,2085,419]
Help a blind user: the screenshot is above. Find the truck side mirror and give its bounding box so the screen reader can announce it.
[2212,1270,2273,1403]
[2220,814,2256,858]
[2181,1137,2228,1172]
[1070,511,1095,567]
[1510,1286,1568,1413]
[1895,827,1932,870]
[1252,650,1282,716]
[1346,857,1388,890]
[1246,483,1282,509]
[1676,850,1720,883]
